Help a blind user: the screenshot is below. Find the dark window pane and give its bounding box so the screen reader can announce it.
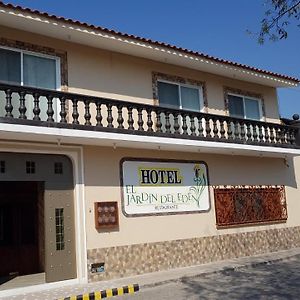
[0,48,21,84]
[26,161,35,174]
[158,81,180,108]
[228,95,244,118]
[23,54,56,89]
[245,98,260,120]
[180,86,200,111]
[55,208,65,251]
[54,162,63,174]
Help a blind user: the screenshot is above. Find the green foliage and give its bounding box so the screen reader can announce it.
[258,0,300,43]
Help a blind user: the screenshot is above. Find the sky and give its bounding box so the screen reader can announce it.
[6,0,300,118]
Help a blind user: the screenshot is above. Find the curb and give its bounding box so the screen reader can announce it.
[57,284,139,300]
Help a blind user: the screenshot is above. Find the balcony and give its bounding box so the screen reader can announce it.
[0,82,299,154]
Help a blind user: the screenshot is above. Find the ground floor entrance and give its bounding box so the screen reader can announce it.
[0,152,77,289]
[0,182,43,282]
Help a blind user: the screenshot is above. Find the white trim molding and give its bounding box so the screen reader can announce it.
[0,123,299,158]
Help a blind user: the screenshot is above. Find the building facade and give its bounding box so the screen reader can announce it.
[0,2,300,296]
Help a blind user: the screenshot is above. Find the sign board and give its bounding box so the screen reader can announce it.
[120,158,210,216]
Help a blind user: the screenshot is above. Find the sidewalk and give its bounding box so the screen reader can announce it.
[2,247,300,300]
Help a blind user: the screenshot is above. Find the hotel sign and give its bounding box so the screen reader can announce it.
[120,158,210,216]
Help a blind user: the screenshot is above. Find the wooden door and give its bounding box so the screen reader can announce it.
[0,182,40,278]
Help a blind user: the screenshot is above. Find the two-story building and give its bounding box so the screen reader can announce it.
[0,1,300,296]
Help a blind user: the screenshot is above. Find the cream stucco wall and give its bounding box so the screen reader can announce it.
[83,145,300,250]
[0,25,281,123]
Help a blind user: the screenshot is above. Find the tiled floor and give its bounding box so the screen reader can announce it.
[0,273,45,291]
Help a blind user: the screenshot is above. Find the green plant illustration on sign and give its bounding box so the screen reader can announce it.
[189,164,207,208]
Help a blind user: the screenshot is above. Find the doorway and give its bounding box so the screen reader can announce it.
[0,152,77,289]
[0,181,44,283]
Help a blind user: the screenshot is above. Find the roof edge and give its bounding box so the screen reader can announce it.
[0,1,299,85]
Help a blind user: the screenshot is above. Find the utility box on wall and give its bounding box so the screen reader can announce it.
[94,201,119,230]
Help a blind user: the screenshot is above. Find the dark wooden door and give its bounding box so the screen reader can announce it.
[0,182,40,277]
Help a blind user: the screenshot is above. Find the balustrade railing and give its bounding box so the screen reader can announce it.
[0,82,299,148]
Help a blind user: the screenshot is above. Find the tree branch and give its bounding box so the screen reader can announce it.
[264,0,300,32]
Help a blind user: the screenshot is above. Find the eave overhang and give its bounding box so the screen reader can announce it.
[0,3,299,88]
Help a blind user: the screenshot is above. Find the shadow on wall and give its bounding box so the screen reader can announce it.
[83,147,297,189]
[67,46,280,121]
[0,152,76,189]
[68,49,154,102]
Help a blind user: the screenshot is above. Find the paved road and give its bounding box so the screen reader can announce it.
[119,255,300,300]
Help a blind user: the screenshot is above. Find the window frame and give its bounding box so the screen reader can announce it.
[227,92,263,121]
[157,79,204,112]
[0,45,61,117]
[0,45,61,90]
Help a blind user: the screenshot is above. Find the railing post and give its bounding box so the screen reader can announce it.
[60,96,67,123]
[72,99,79,124]
[46,95,54,122]
[5,89,13,118]
[182,114,188,135]
[117,104,124,129]
[96,101,103,127]
[190,115,196,136]
[0,82,299,149]
[291,115,300,146]
[106,103,114,128]
[156,109,162,133]
[294,127,300,146]
[33,92,41,121]
[146,108,153,132]
[137,107,144,131]
[212,116,218,139]
[127,106,134,130]
[198,116,204,137]
[219,118,226,139]
[18,91,27,119]
[174,113,180,135]
[281,114,300,147]
[84,100,91,126]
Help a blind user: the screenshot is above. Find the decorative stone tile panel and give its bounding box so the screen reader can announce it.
[87,226,300,282]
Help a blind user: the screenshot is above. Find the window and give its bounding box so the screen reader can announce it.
[55,208,65,251]
[0,46,60,120]
[158,81,203,111]
[26,161,35,174]
[54,162,63,174]
[228,94,261,120]
[0,47,59,89]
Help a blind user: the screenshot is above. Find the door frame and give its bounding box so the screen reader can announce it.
[0,142,87,297]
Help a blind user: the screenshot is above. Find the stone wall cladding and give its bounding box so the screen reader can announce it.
[87,226,300,282]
